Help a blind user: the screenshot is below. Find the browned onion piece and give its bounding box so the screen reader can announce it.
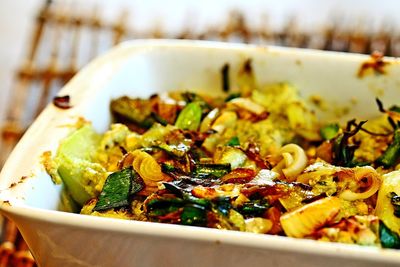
[53,95,72,109]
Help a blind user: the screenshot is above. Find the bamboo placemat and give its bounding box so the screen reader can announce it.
[1,1,399,266]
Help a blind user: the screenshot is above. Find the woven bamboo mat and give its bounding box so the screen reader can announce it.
[1,1,399,266]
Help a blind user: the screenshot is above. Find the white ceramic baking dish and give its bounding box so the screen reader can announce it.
[1,40,400,267]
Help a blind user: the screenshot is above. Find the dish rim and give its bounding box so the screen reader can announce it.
[1,39,400,264]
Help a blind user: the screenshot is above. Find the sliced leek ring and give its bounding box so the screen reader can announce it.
[339,166,381,201]
[273,144,308,181]
[228,98,266,115]
[131,150,167,183]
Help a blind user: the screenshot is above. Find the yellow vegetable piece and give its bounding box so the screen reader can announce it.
[339,166,381,201]
[131,150,167,184]
[273,144,308,181]
[200,108,220,133]
[375,170,400,235]
[245,218,273,234]
[228,98,266,115]
[229,209,246,231]
[280,196,341,238]
[211,111,237,133]
[125,132,141,151]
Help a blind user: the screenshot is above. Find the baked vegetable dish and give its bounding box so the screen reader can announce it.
[44,61,400,249]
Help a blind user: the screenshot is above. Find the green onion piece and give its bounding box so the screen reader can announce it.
[181,204,207,226]
[146,198,185,217]
[94,168,133,211]
[194,163,231,178]
[376,130,400,168]
[214,197,232,217]
[161,163,177,173]
[320,123,340,140]
[181,92,211,113]
[389,105,400,113]
[175,102,202,131]
[226,136,240,146]
[130,170,145,195]
[239,200,269,217]
[139,117,156,129]
[151,112,168,126]
[184,194,211,208]
[379,221,400,249]
[333,134,353,167]
[163,182,184,198]
[332,120,366,167]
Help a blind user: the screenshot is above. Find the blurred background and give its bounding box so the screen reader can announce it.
[1,0,400,265]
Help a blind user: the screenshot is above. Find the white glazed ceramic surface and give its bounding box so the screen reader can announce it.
[1,40,400,267]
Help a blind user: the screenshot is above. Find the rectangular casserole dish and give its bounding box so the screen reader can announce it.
[0,40,400,267]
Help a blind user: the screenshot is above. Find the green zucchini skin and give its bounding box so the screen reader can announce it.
[94,168,143,212]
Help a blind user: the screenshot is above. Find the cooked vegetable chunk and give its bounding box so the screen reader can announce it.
[45,69,400,251]
[376,130,400,168]
[375,171,400,235]
[175,102,202,131]
[280,197,341,238]
[320,123,339,140]
[94,168,138,211]
[380,221,400,249]
[56,124,106,206]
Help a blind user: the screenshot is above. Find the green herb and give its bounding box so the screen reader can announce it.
[389,105,400,113]
[157,142,190,157]
[376,130,400,168]
[130,169,145,195]
[175,102,202,131]
[161,163,177,173]
[239,200,269,217]
[94,168,135,211]
[163,182,184,198]
[194,163,231,178]
[181,92,211,114]
[376,98,400,130]
[379,221,400,249]
[351,161,370,167]
[184,194,211,208]
[332,119,366,167]
[320,123,340,140]
[213,197,232,217]
[139,117,156,129]
[226,136,240,147]
[151,112,168,126]
[146,198,185,217]
[181,204,207,226]
[147,186,211,219]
